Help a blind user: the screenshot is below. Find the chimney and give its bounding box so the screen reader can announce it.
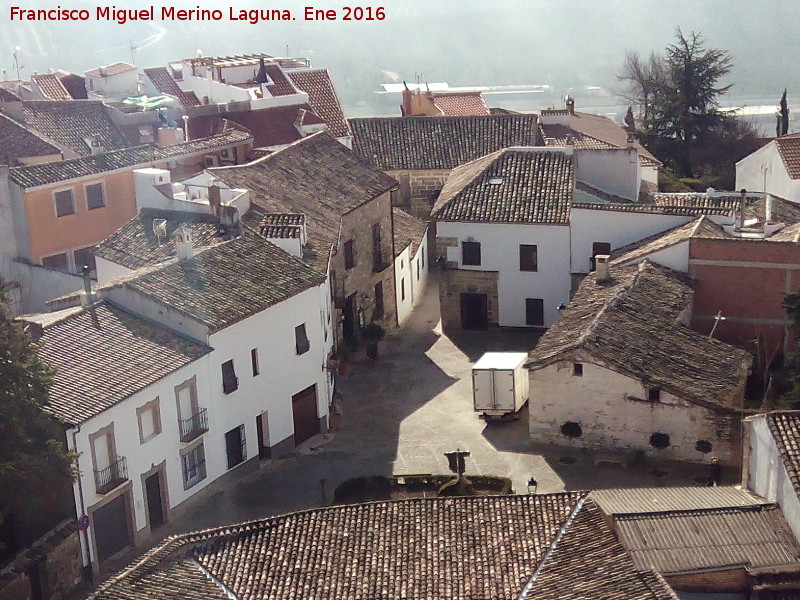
[90,135,104,156]
[766,194,774,223]
[738,188,747,228]
[565,96,575,115]
[80,265,95,306]
[595,255,611,283]
[401,82,412,116]
[626,131,635,146]
[208,183,222,216]
[564,134,574,156]
[175,226,193,260]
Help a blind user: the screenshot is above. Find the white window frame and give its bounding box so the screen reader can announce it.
[84,181,107,210]
[137,398,162,444]
[53,187,76,218]
[181,440,207,490]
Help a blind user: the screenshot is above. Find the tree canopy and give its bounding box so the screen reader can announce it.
[0,282,75,534]
[618,28,760,186]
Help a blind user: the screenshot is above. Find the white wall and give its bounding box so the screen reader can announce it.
[529,358,739,464]
[206,282,332,450]
[95,257,133,284]
[10,261,87,315]
[68,355,213,565]
[746,416,800,541]
[615,240,690,273]
[736,142,796,202]
[394,234,429,326]
[85,70,140,99]
[574,147,640,201]
[438,221,571,327]
[570,208,693,273]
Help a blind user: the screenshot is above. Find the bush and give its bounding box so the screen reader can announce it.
[649,433,671,450]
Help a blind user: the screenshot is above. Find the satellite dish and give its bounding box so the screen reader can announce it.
[153,219,168,244]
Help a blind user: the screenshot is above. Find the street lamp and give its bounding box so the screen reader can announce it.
[527,478,538,494]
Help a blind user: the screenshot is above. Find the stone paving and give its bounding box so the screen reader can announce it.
[106,272,736,572]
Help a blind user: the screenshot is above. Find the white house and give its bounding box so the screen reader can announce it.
[527,261,752,465]
[743,411,800,541]
[84,62,140,101]
[392,208,429,325]
[29,223,333,573]
[432,147,574,330]
[736,132,800,204]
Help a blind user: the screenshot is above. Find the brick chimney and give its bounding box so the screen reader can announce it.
[208,182,222,217]
[401,82,413,116]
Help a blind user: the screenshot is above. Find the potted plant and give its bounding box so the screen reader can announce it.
[361,322,386,361]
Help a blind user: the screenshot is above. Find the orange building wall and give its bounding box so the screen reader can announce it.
[25,170,138,265]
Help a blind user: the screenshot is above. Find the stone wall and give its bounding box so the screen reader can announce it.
[0,520,84,600]
[529,356,742,465]
[438,268,499,332]
[387,169,450,218]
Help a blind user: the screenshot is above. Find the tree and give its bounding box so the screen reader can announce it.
[624,106,636,134]
[778,89,789,138]
[616,50,666,127]
[0,281,75,539]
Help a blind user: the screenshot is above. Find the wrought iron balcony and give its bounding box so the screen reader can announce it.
[180,407,209,443]
[94,457,128,494]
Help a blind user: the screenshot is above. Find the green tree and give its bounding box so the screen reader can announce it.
[0,282,75,534]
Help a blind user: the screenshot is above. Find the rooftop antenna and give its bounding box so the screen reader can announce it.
[12,46,24,81]
[708,310,726,339]
[153,219,168,245]
[129,39,137,65]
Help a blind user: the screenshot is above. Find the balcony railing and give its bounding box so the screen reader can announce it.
[180,408,209,443]
[94,457,128,495]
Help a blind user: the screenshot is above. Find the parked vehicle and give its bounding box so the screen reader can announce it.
[472,352,529,419]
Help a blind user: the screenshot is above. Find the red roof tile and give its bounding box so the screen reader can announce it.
[264,64,297,96]
[431,91,490,116]
[776,136,800,179]
[144,67,201,107]
[30,74,72,100]
[287,68,351,137]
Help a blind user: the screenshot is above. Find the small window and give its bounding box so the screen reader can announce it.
[344,239,356,269]
[73,246,97,275]
[41,252,69,272]
[372,223,383,269]
[525,298,544,327]
[221,360,238,394]
[462,241,481,266]
[251,348,259,377]
[417,258,421,281]
[54,189,76,217]
[648,387,661,402]
[573,363,583,376]
[295,323,310,355]
[422,246,425,265]
[401,278,406,301]
[85,182,106,210]
[519,244,538,272]
[137,399,162,444]
[649,433,670,450]
[591,242,611,271]
[225,425,247,469]
[181,443,207,489]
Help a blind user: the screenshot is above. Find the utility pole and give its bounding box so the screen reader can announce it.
[12,46,23,81]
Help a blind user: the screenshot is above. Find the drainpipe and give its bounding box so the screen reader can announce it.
[71,425,93,582]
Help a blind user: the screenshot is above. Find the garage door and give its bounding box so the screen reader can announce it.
[93,494,131,562]
[292,385,320,446]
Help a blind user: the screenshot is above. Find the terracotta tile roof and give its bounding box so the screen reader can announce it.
[540,123,618,150]
[21,100,132,157]
[652,191,760,211]
[527,262,752,409]
[350,114,541,170]
[9,128,252,188]
[101,231,325,332]
[88,493,676,600]
[611,217,726,266]
[18,301,210,425]
[572,202,734,217]
[58,73,87,99]
[591,486,768,515]
[224,104,322,148]
[94,209,236,270]
[144,67,201,107]
[776,135,800,179]
[264,64,297,97]
[210,132,397,272]
[432,148,573,224]
[259,213,304,239]
[0,113,61,165]
[767,412,800,502]
[747,195,800,224]
[614,505,800,574]
[431,91,490,116]
[85,62,137,78]
[30,73,72,100]
[393,208,427,256]
[286,68,351,137]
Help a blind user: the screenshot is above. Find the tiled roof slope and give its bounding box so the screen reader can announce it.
[88,493,676,600]
[652,191,760,211]
[0,113,61,166]
[85,62,137,77]
[748,195,800,224]
[614,505,800,574]
[431,91,490,116]
[20,301,210,425]
[223,104,322,148]
[30,73,72,100]
[540,123,618,150]
[9,128,252,188]
[432,148,573,224]
[264,64,296,97]
[572,201,733,217]
[591,486,768,515]
[94,210,235,270]
[350,114,541,170]
[286,68,351,137]
[611,217,726,265]
[22,100,132,157]
[393,208,427,256]
[144,67,201,107]
[211,132,397,271]
[528,262,752,409]
[102,231,325,332]
[776,133,800,179]
[767,412,800,500]
[0,87,20,102]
